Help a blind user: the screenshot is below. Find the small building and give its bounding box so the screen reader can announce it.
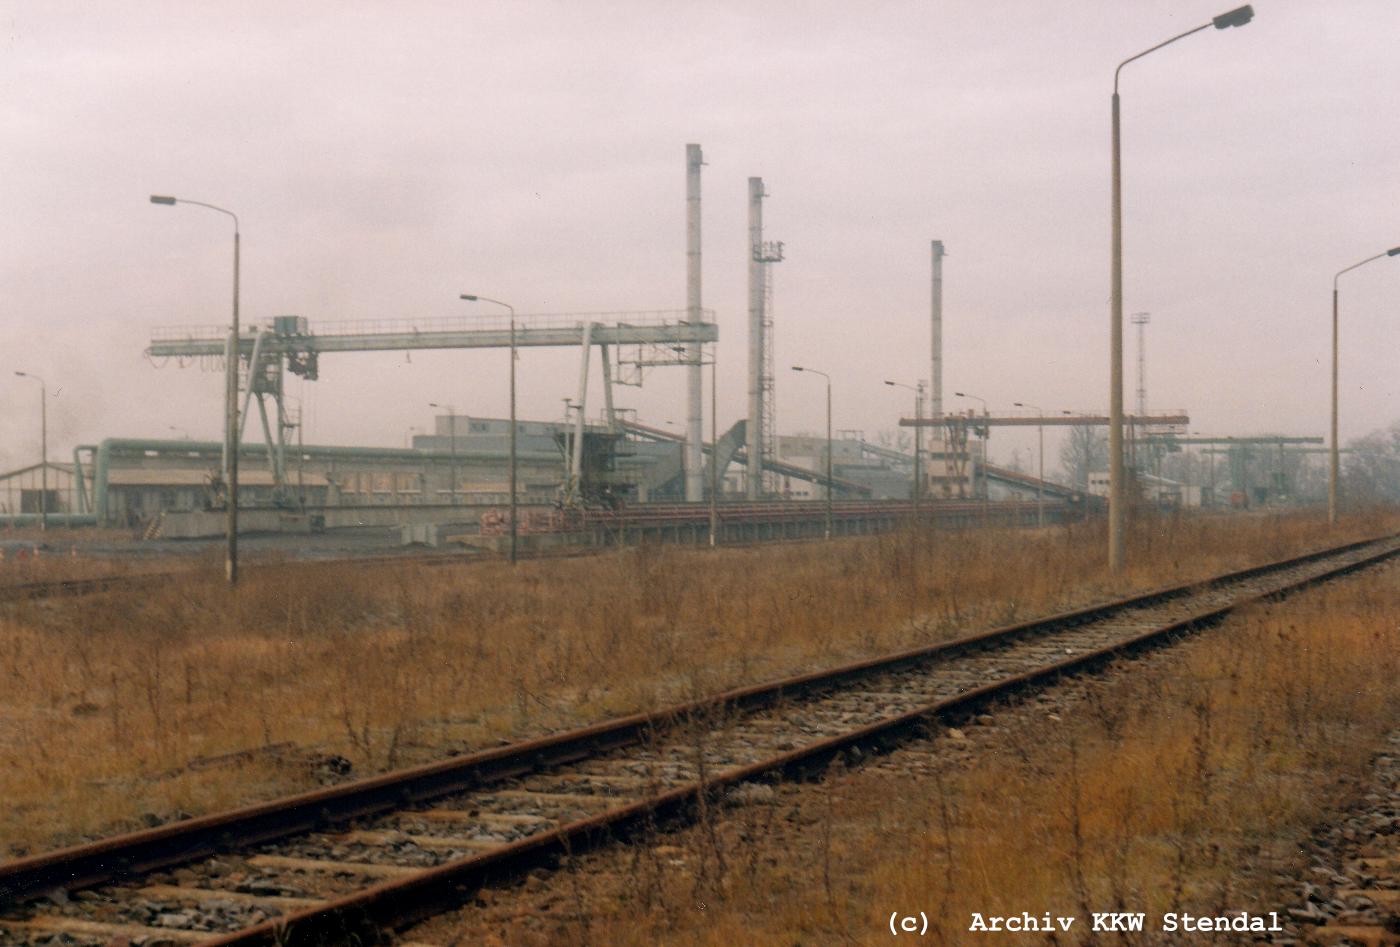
[0,461,79,517]
[1087,470,1202,509]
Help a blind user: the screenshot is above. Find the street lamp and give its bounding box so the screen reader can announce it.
[1107,6,1253,573]
[150,194,241,585]
[792,366,833,540]
[885,380,925,525]
[14,372,47,531]
[1108,9,1254,567]
[427,403,458,505]
[1014,401,1047,528]
[1330,246,1400,526]
[461,294,518,563]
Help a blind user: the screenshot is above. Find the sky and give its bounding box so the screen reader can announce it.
[3,0,1399,476]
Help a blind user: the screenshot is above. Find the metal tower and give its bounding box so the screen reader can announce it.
[757,238,783,491]
[746,178,783,498]
[1131,311,1150,418]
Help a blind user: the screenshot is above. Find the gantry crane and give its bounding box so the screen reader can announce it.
[899,410,1191,498]
[147,311,718,506]
[1145,434,1325,504]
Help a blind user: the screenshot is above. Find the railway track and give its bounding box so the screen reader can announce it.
[0,530,801,605]
[2,533,1398,945]
[0,551,482,604]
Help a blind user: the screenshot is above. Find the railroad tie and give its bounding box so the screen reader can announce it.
[1,915,209,943]
[245,854,421,878]
[138,884,328,911]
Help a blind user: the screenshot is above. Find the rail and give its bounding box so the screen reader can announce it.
[2,532,1396,944]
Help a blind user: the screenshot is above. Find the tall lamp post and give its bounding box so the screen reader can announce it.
[150,194,241,586]
[1014,401,1046,528]
[427,403,458,505]
[1330,246,1400,526]
[792,366,833,540]
[1107,5,1254,574]
[885,380,924,526]
[14,372,47,531]
[461,294,518,563]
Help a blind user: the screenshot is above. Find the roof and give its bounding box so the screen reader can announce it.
[0,461,76,482]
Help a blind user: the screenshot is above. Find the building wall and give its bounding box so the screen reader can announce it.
[0,463,78,515]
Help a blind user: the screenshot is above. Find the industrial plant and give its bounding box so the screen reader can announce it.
[0,140,1335,551]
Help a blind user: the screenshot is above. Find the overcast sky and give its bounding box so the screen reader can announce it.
[3,1,1398,474]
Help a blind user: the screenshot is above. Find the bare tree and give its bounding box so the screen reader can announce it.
[1343,421,1400,505]
[1059,425,1107,490]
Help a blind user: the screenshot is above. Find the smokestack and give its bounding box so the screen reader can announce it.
[930,240,946,419]
[684,144,704,502]
[746,177,764,499]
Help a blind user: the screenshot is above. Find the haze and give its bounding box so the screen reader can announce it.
[3,1,1398,472]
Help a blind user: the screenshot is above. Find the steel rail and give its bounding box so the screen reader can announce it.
[1,531,1394,933]
[207,532,1400,946]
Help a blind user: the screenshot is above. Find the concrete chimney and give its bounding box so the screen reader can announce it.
[684,144,704,501]
[746,177,764,499]
[930,240,946,419]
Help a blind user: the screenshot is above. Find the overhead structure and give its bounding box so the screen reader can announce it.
[1151,434,1325,503]
[901,411,1191,430]
[147,311,717,506]
[746,177,784,499]
[621,418,872,497]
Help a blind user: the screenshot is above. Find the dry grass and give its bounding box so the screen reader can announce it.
[0,509,1394,856]
[522,560,1400,946]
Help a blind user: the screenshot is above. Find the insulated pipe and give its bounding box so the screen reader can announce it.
[684,144,704,502]
[569,324,595,497]
[71,446,90,514]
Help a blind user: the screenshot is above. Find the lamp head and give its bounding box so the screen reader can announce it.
[1387,247,1400,257]
[149,195,177,205]
[15,371,26,378]
[1014,402,1024,407]
[1212,5,1254,29]
[791,366,804,372]
[459,294,479,301]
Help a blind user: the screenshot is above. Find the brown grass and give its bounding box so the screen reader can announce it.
[0,509,1394,856]
[497,559,1400,946]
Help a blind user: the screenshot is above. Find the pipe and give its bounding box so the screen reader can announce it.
[0,513,97,528]
[569,323,595,497]
[71,446,91,514]
[95,439,111,524]
[684,144,704,502]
